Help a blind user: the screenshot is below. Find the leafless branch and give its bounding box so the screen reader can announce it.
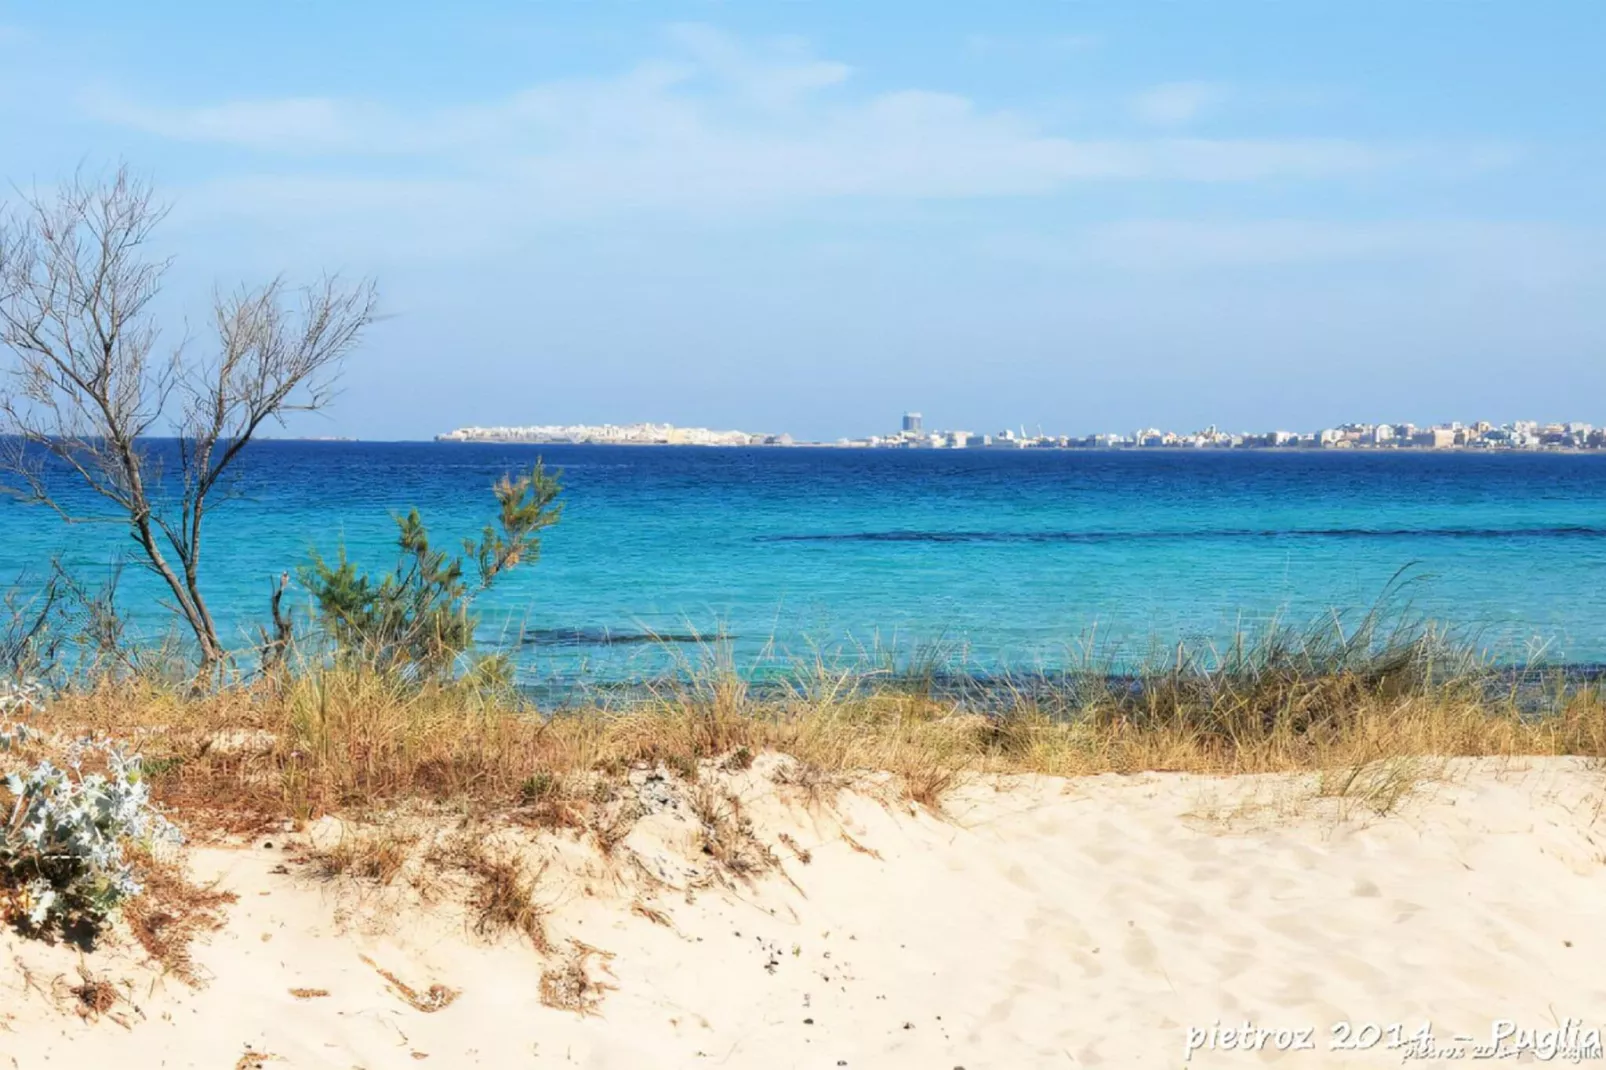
[0,163,378,672]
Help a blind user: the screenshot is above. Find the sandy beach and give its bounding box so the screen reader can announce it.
[2,755,1604,1068]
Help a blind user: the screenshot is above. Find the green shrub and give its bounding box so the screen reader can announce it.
[301,464,562,679]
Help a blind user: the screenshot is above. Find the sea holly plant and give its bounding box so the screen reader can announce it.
[0,677,43,757]
[0,678,180,937]
[300,463,563,679]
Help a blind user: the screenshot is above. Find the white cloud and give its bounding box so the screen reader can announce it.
[81,26,854,156]
[175,130,1395,227]
[981,221,1606,286]
[1131,82,1228,126]
[963,33,1101,57]
[663,22,850,107]
[77,25,1515,251]
[86,93,355,152]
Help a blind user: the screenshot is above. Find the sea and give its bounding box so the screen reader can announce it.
[3,442,1604,688]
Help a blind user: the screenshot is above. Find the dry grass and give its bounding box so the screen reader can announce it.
[1318,755,1439,818]
[840,830,882,860]
[539,939,615,1016]
[690,786,775,878]
[306,832,414,885]
[630,900,672,927]
[67,969,120,1020]
[18,625,1606,851]
[461,848,549,950]
[591,799,645,855]
[16,635,1599,1036]
[122,852,237,985]
[360,953,459,1012]
[776,832,811,864]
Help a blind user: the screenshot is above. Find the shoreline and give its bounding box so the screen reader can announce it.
[522,661,1606,713]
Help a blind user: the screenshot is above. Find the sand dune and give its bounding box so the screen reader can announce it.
[4,756,1606,1068]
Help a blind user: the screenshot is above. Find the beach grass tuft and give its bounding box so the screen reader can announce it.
[9,612,1605,881]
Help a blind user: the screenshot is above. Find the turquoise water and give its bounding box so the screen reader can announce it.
[3,443,1604,682]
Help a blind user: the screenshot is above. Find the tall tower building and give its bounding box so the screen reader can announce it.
[902,412,923,434]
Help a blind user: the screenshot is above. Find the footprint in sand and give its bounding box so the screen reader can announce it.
[1122,924,1160,973]
[1002,862,1038,893]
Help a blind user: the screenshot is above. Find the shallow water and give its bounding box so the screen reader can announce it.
[2,443,1603,683]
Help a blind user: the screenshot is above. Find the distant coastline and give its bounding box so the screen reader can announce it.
[839,414,1606,452]
[432,417,1606,453]
[435,423,791,447]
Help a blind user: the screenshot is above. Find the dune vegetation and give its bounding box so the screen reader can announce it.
[7,602,1604,878]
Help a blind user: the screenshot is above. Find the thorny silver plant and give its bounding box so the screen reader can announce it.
[0,678,180,931]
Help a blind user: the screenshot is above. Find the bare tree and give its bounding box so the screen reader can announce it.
[0,165,378,672]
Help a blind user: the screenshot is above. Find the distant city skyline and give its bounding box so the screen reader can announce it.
[844,415,1605,450]
[432,414,1604,451]
[1,3,1602,441]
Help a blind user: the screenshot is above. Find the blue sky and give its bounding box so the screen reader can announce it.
[1,1,1602,441]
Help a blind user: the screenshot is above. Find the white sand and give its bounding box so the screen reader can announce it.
[4,756,1606,1068]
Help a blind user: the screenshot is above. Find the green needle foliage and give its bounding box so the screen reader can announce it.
[301,463,562,679]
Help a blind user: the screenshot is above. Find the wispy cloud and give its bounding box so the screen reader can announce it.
[963,32,1102,57]
[1131,82,1228,126]
[664,22,851,107]
[981,221,1606,286]
[176,135,1397,216]
[85,93,358,152]
[77,26,1515,251]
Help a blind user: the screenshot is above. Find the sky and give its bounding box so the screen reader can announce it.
[0,0,1602,442]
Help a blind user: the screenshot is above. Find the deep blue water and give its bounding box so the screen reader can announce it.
[2,443,1604,683]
